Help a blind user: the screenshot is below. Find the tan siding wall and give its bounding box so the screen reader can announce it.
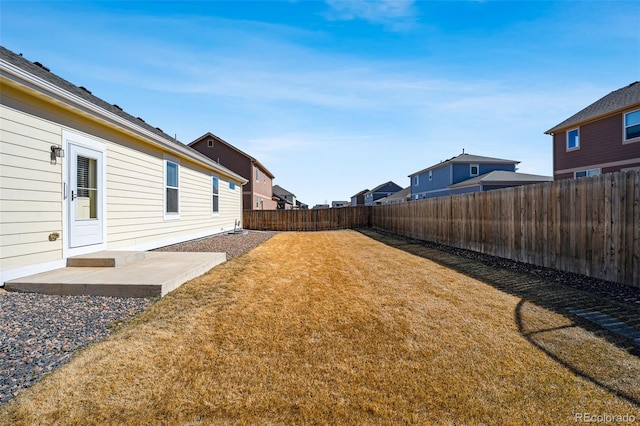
[1,99,243,279]
[0,105,63,271]
[105,141,243,250]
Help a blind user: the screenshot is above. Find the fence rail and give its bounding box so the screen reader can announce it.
[243,172,640,287]
[243,206,371,231]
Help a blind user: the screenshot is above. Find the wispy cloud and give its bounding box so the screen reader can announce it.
[324,0,417,30]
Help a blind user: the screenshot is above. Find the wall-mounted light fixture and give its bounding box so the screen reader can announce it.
[50,145,64,165]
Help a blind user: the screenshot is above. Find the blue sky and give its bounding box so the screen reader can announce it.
[2,1,639,206]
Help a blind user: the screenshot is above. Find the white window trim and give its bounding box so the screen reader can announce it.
[623,109,640,144]
[428,170,433,181]
[229,181,236,192]
[212,175,220,216]
[414,176,419,186]
[470,164,479,177]
[164,157,180,220]
[566,128,580,151]
[207,139,214,148]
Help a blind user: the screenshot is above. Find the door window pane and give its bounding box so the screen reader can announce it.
[76,156,97,219]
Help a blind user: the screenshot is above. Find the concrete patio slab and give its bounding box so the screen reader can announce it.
[5,252,226,298]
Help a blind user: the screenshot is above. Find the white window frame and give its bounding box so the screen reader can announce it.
[623,109,640,143]
[229,181,236,191]
[567,128,580,150]
[207,139,214,148]
[413,176,419,186]
[164,158,180,220]
[574,168,601,178]
[428,170,433,181]
[212,176,220,215]
[470,164,479,177]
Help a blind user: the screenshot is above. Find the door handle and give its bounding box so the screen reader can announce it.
[71,190,76,201]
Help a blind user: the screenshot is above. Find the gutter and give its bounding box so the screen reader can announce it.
[0,58,247,185]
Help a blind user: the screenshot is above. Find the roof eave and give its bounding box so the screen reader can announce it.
[545,102,640,134]
[1,59,247,185]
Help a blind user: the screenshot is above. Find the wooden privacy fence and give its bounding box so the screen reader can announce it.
[243,206,371,231]
[243,171,639,287]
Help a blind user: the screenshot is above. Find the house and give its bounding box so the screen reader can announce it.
[377,187,411,205]
[272,185,297,210]
[350,189,369,206]
[189,133,277,210]
[364,181,403,206]
[331,201,349,208]
[409,152,550,199]
[312,204,330,209]
[0,46,246,285]
[545,81,640,180]
[296,200,309,210]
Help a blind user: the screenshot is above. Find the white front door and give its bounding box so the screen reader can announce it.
[69,143,104,248]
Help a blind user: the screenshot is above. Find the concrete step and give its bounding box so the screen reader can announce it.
[6,252,226,298]
[67,251,145,267]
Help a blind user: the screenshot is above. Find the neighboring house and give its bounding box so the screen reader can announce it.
[545,81,640,180]
[377,187,411,205]
[0,46,246,284]
[364,181,403,206]
[312,204,330,209]
[331,201,349,208]
[409,152,550,200]
[350,189,369,206]
[272,185,296,210]
[189,133,277,210]
[296,200,309,210]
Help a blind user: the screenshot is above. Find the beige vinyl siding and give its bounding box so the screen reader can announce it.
[0,105,63,271]
[104,143,242,250]
[1,96,243,280]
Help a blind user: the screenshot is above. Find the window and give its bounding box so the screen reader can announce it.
[624,109,640,141]
[256,195,259,208]
[165,160,179,215]
[428,170,433,181]
[470,164,479,176]
[567,128,579,150]
[574,168,600,178]
[207,140,214,148]
[212,176,219,214]
[229,181,235,190]
[256,168,259,181]
[413,176,419,186]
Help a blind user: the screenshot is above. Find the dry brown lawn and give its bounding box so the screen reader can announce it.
[1,230,639,425]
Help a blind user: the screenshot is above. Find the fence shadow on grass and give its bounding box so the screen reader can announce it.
[357,228,640,408]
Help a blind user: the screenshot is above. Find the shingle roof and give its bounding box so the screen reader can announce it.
[1,46,178,143]
[377,186,411,203]
[545,81,640,134]
[365,181,402,195]
[272,185,295,197]
[350,189,369,198]
[0,45,246,183]
[409,153,519,177]
[448,170,552,189]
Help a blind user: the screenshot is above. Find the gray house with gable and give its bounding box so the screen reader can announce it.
[409,152,551,200]
[364,181,403,206]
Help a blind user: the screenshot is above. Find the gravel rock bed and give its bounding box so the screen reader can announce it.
[0,230,277,407]
[369,229,640,305]
[153,230,278,259]
[0,292,153,406]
